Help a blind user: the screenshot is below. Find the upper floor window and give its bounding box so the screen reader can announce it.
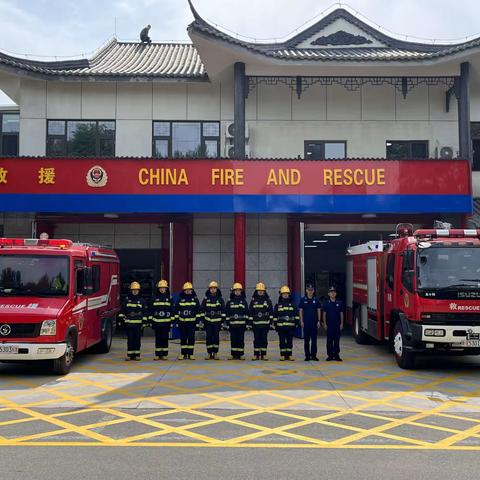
[472,123,480,171]
[47,120,115,157]
[386,141,428,160]
[304,141,346,160]
[0,112,19,156]
[153,121,220,158]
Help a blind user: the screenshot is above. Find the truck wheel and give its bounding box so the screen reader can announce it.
[94,319,113,354]
[353,307,370,345]
[393,321,416,369]
[52,333,75,375]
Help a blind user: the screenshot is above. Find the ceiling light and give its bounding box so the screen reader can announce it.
[362,214,377,219]
[389,233,399,237]
[323,233,341,237]
[313,240,328,243]
[104,213,119,219]
[304,245,318,248]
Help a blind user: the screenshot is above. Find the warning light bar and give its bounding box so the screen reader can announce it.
[413,229,480,239]
[0,238,73,248]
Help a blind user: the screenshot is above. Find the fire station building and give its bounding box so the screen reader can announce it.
[0,3,479,299]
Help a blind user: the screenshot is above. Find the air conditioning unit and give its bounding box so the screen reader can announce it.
[440,146,454,160]
[226,145,251,158]
[225,122,249,139]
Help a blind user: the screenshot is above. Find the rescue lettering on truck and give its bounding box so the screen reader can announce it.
[346,225,480,369]
[0,238,120,374]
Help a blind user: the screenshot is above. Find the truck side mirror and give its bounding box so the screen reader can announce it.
[75,268,87,296]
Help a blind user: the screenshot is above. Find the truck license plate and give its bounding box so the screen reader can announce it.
[0,345,18,354]
[460,339,480,348]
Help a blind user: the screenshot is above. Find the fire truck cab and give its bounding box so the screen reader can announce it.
[346,225,480,369]
[0,238,120,374]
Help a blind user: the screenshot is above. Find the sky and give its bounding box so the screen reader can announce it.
[1,0,480,104]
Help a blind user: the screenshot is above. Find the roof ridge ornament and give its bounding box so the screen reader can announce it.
[187,0,203,22]
[311,30,373,46]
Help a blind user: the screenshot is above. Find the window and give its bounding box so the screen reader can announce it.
[153,121,220,158]
[472,123,480,171]
[386,141,428,159]
[402,250,415,293]
[386,254,395,290]
[0,255,69,297]
[304,141,346,160]
[47,120,115,157]
[0,112,19,156]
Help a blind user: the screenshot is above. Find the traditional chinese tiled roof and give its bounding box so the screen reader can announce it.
[0,40,207,80]
[187,2,480,63]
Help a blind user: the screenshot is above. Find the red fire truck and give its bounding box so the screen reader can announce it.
[0,238,120,374]
[346,224,480,369]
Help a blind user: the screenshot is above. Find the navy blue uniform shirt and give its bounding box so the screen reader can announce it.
[322,299,344,327]
[299,296,320,325]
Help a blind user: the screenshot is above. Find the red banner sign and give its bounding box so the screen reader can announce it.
[0,158,471,196]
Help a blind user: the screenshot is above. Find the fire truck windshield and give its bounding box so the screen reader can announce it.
[0,255,69,297]
[417,247,480,290]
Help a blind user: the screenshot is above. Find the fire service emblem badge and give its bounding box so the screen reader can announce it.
[86,165,108,188]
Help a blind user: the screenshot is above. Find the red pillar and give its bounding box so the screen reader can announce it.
[234,213,246,287]
[170,220,193,293]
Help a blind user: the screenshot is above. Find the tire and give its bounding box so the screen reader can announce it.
[353,306,371,345]
[393,321,416,369]
[93,319,113,354]
[52,333,76,375]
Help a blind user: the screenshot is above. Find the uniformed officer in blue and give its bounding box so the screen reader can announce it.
[321,286,344,361]
[299,283,321,361]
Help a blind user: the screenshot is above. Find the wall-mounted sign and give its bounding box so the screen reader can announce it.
[0,158,471,214]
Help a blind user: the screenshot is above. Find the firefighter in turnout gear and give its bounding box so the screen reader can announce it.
[249,282,273,361]
[175,282,201,360]
[150,280,174,361]
[201,281,225,360]
[274,286,299,361]
[225,283,250,360]
[119,281,148,361]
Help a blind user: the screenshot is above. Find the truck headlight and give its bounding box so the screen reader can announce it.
[424,328,446,337]
[40,319,57,336]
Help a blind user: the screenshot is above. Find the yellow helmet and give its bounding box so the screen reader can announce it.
[183,282,193,290]
[208,281,219,288]
[130,281,141,290]
[255,282,266,291]
[157,280,168,288]
[280,285,291,294]
[232,282,243,290]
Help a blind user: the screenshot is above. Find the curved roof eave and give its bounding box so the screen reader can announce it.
[187,2,480,62]
[0,39,209,81]
[189,27,480,71]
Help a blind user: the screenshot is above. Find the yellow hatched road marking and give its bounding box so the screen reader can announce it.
[1,338,480,449]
